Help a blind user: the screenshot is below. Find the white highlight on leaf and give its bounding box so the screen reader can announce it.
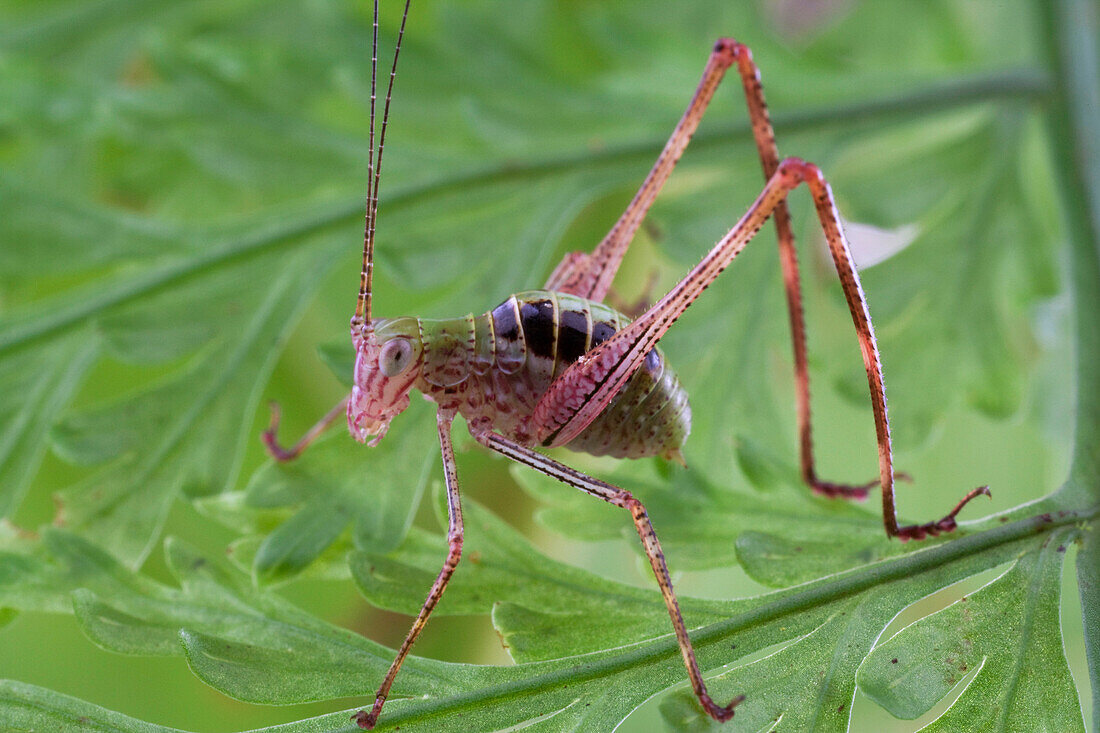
[825,219,921,270]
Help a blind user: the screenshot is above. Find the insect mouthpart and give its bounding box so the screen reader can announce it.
[349,416,389,447]
[346,389,394,447]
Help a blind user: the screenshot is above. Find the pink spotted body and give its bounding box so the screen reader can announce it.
[348,289,690,462]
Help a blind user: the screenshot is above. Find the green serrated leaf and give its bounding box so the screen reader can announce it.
[242,398,435,583]
[2,0,1098,730]
[0,336,98,517]
[350,498,728,660]
[857,528,1083,730]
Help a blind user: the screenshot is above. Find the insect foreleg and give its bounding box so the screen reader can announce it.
[472,428,745,723]
[354,408,465,730]
[263,396,350,461]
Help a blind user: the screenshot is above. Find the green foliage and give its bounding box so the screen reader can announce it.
[859,531,1082,730]
[0,0,1097,731]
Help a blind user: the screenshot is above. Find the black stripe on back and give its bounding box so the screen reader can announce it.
[557,309,590,364]
[591,320,617,348]
[491,298,520,341]
[520,299,556,359]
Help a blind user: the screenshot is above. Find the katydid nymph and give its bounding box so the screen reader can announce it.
[263,2,992,727]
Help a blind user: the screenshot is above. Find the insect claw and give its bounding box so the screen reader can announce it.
[810,478,874,501]
[703,691,745,722]
[261,402,296,462]
[893,485,992,541]
[351,709,375,729]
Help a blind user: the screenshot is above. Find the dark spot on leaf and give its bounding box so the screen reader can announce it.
[1057,545,1066,552]
[837,704,845,713]
[891,658,898,664]
[192,558,206,569]
[999,516,1009,522]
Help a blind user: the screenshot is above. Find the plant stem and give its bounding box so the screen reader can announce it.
[1037,0,1100,727]
[1039,0,1100,495]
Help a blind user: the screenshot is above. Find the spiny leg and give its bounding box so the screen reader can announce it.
[534,161,810,448]
[532,159,989,539]
[544,38,886,500]
[803,167,990,537]
[544,39,740,300]
[472,428,744,722]
[263,396,349,461]
[354,408,464,729]
[726,41,891,500]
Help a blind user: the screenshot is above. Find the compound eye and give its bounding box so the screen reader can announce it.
[378,338,414,377]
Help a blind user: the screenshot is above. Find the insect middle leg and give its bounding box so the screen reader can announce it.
[354,408,464,730]
[472,428,745,722]
[533,159,989,541]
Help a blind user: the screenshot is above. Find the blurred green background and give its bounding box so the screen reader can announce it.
[0,0,1092,730]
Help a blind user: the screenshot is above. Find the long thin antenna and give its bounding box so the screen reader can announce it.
[354,0,412,330]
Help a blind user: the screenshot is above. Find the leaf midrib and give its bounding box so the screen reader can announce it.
[374,505,1093,728]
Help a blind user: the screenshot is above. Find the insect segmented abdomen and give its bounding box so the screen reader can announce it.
[476,290,690,460]
[415,291,690,460]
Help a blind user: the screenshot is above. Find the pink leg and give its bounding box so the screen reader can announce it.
[472,428,744,722]
[545,38,890,500]
[532,159,989,540]
[728,42,894,500]
[354,409,464,729]
[262,396,349,461]
[544,40,740,300]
